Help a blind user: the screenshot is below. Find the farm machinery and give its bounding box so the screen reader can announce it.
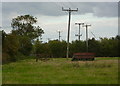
[72,53,95,61]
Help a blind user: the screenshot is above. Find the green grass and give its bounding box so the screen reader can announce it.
[2,57,119,84]
[0,65,2,85]
[95,57,119,60]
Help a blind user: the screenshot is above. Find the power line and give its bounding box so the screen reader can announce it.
[62,7,78,59]
[91,31,97,39]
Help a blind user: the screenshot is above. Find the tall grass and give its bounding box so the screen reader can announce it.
[2,57,118,84]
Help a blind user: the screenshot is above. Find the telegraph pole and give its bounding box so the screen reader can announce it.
[57,30,62,41]
[62,7,78,59]
[47,38,51,43]
[83,24,91,52]
[75,23,84,41]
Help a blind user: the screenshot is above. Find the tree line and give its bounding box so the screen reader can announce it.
[1,15,120,64]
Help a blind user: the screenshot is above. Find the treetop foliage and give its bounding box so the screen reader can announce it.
[11,14,44,40]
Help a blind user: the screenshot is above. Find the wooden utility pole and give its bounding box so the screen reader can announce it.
[75,23,84,41]
[62,7,78,59]
[47,38,51,43]
[83,24,91,52]
[57,30,62,41]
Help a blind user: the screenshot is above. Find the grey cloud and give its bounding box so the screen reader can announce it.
[2,2,118,17]
[92,2,118,17]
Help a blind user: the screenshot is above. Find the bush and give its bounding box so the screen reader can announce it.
[2,53,11,64]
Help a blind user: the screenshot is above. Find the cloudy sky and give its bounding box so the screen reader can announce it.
[1,1,119,42]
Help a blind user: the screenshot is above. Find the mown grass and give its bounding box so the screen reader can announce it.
[2,57,119,84]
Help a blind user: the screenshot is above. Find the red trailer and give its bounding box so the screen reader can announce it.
[72,53,95,61]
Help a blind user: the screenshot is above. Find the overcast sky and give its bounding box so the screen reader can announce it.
[1,2,119,42]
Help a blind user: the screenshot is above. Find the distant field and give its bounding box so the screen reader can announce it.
[2,57,119,84]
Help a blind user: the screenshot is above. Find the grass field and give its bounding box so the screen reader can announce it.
[2,57,119,84]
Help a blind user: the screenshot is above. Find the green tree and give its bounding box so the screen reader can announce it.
[3,34,20,62]
[88,38,101,56]
[99,37,113,57]
[2,30,6,48]
[18,36,32,55]
[34,39,44,54]
[48,40,66,58]
[11,15,44,40]
[108,36,119,57]
[70,40,86,55]
[115,35,120,56]
[11,15,44,55]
